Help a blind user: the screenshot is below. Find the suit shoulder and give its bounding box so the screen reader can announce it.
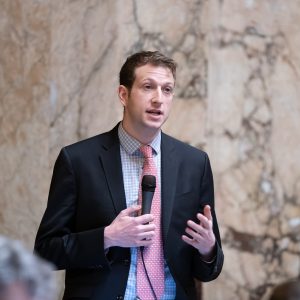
[62,126,118,158]
[65,132,106,149]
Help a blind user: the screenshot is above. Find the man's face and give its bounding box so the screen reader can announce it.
[119,64,175,140]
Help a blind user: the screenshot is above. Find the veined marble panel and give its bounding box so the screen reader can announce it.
[204,1,300,299]
[0,0,51,243]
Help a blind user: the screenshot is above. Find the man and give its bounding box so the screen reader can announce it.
[35,51,224,300]
[0,235,55,300]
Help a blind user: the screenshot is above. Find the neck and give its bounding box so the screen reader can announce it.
[121,121,159,145]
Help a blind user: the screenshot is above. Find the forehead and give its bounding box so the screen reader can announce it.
[134,64,175,84]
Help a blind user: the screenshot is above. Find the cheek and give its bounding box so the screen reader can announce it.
[128,101,144,117]
[164,100,173,114]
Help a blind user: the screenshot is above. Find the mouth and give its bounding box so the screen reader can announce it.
[146,109,163,116]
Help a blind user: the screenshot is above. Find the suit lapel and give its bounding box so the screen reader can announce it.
[161,133,178,242]
[98,126,127,215]
[97,127,179,236]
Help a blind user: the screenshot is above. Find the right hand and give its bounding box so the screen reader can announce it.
[104,205,156,249]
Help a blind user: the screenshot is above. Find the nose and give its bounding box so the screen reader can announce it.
[152,87,163,104]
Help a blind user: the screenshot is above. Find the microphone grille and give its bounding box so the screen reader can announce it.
[142,175,156,192]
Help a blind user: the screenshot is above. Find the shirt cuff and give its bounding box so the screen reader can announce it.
[200,255,216,264]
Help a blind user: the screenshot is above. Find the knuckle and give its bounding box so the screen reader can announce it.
[120,210,127,216]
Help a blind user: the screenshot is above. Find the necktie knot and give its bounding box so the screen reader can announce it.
[140,145,153,159]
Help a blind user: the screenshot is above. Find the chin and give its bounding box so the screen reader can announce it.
[144,122,163,131]
[146,117,166,127]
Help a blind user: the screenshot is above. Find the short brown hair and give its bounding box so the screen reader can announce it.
[119,51,177,90]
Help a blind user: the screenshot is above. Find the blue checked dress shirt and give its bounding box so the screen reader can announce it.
[118,124,176,300]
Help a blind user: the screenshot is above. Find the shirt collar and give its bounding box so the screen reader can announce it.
[118,123,161,156]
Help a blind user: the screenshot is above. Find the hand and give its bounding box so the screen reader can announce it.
[104,205,156,249]
[182,205,216,260]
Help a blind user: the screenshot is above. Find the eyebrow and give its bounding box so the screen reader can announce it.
[141,78,175,85]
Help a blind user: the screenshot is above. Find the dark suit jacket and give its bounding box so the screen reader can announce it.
[34,124,224,300]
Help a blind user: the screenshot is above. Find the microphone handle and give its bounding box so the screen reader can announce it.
[141,190,154,215]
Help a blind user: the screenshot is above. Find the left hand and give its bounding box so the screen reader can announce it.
[182,205,216,260]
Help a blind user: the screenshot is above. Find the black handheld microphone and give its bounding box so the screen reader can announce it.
[140,175,158,297]
[141,175,156,215]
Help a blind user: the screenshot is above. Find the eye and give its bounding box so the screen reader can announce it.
[143,84,152,91]
[162,86,174,95]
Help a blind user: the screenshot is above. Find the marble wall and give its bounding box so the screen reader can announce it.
[0,1,299,299]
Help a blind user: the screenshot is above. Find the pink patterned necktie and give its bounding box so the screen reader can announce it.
[136,145,165,300]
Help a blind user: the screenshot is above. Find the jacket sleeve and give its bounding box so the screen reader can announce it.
[34,148,111,270]
[192,153,224,281]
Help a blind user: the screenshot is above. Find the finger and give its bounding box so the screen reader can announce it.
[196,214,211,229]
[138,230,155,241]
[187,220,205,233]
[138,238,155,247]
[121,205,141,216]
[185,227,205,241]
[203,205,212,221]
[136,223,156,234]
[136,213,155,224]
[182,234,198,247]
[143,223,156,231]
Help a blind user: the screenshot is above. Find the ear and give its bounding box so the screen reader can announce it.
[118,85,129,107]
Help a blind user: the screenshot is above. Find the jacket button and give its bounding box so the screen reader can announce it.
[123,259,130,266]
[116,296,124,300]
[91,264,103,269]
